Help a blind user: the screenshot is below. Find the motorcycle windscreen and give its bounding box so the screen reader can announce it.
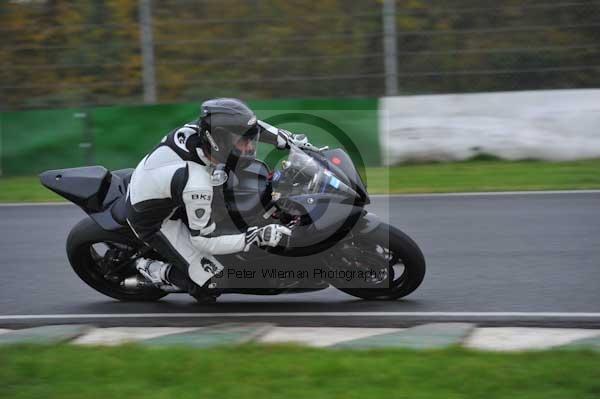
[274,146,356,197]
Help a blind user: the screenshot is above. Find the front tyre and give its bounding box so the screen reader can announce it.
[335,223,426,300]
[66,217,168,301]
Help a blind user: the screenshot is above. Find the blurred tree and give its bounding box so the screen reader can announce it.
[0,0,598,110]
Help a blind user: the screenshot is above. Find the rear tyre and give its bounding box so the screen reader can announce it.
[66,217,168,301]
[335,223,426,300]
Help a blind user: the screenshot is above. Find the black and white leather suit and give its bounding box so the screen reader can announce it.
[126,122,288,289]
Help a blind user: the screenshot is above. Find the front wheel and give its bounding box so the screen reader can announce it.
[334,223,426,300]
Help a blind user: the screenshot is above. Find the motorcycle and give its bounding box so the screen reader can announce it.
[39,122,425,302]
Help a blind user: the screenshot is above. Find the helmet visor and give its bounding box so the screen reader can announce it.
[231,125,259,159]
[208,121,260,166]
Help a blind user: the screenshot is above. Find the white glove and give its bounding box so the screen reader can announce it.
[244,224,292,251]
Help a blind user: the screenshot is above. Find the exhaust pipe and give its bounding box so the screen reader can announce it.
[121,276,154,290]
[121,276,184,293]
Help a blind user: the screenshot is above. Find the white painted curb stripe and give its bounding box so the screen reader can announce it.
[2,325,599,349]
[2,312,600,320]
[73,327,200,346]
[260,327,400,347]
[465,327,600,351]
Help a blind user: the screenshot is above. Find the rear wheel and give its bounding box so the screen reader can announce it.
[334,224,426,300]
[66,218,168,301]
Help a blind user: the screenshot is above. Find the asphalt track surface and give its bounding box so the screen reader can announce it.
[1,192,599,328]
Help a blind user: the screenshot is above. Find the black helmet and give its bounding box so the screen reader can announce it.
[198,98,259,168]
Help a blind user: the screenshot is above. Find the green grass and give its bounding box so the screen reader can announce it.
[1,345,599,398]
[365,158,600,194]
[0,176,63,202]
[1,159,599,202]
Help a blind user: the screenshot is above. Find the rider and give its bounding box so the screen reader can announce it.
[126,98,308,301]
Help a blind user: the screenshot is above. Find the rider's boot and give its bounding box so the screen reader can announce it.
[188,282,218,304]
[135,258,180,291]
[162,264,219,304]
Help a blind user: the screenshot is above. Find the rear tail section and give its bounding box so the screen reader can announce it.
[39,166,111,212]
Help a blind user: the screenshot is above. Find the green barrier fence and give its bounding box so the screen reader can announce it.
[0,98,379,176]
[0,107,87,176]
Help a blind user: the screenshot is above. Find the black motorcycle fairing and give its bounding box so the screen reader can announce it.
[277,205,366,256]
[112,168,134,185]
[93,169,133,230]
[40,166,133,231]
[220,159,272,228]
[40,166,111,212]
[103,168,132,207]
[210,213,381,294]
[279,193,357,220]
[319,148,370,205]
[357,212,382,234]
[212,251,330,294]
